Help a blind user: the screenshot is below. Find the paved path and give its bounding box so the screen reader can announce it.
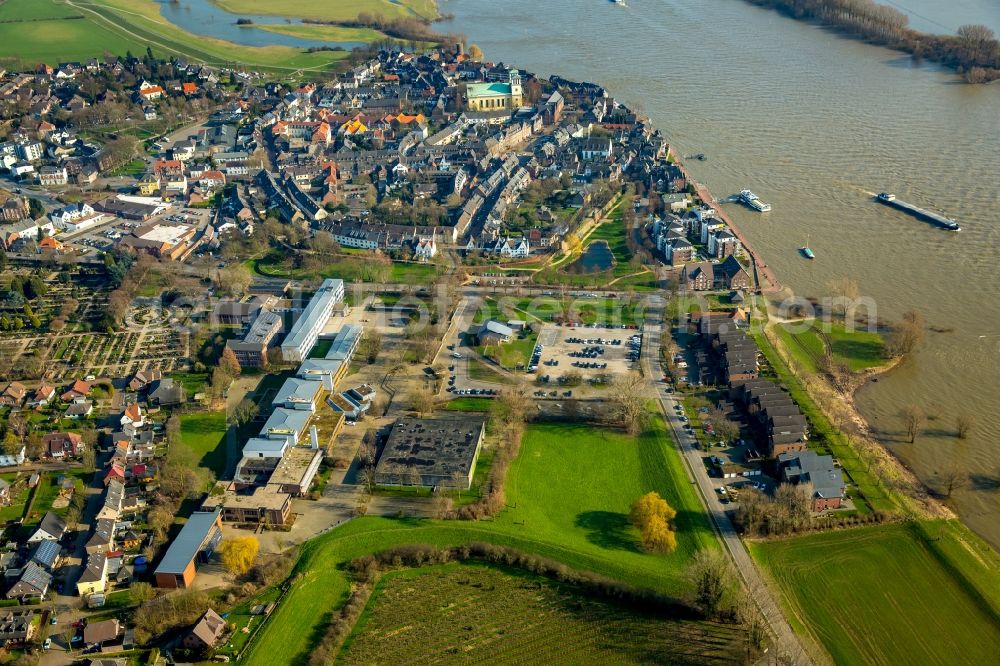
[639,298,817,665]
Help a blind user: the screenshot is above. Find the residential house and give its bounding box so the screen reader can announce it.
[0,382,26,407]
[30,540,61,571]
[27,512,66,543]
[182,608,227,651]
[76,552,109,597]
[29,384,55,407]
[60,379,91,402]
[82,618,120,648]
[5,562,51,600]
[778,451,846,511]
[43,432,84,459]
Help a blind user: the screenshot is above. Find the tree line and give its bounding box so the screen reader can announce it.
[744,0,1000,82]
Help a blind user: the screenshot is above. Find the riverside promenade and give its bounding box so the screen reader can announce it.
[668,147,784,294]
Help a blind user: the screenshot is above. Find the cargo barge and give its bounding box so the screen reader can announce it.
[875,192,960,231]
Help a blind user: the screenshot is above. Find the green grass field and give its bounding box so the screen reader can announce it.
[252,251,443,284]
[242,417,716,666]
[0,473,30,524]
[750,522,1000,665]
[0,0,353,72]
[444,397,493,412]
[212,0,439,21]
[179,412,229,478]
[776,321,886,375]
[339,563,745,665]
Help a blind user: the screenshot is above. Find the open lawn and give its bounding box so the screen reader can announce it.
[179,412,229,478]
[252,250,443,284]
[212,0,439,21]
[339,563,745,665]
[750,522,1000,665]
[776,321,886,375]
[0,474,30,524]
[444,396,492,412]
[243,417,716,666]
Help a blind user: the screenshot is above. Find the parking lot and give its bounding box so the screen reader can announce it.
[532,324,642,383]
[63,207,211,255]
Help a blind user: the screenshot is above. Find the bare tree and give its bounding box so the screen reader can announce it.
[359,330,383,364]
[956,414,974,440]
[609,372,646,434]
[410,391,436,417]
[938,463,968,498]
[885,309,924,357]
[687,550,733,619]
[901,404,926,443]
[231,398,259,428]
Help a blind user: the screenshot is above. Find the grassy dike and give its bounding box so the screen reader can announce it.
[242,419,717,665]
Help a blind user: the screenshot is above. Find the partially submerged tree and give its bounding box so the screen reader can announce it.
[901,404,926,443]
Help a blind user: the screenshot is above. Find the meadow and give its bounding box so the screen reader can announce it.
[179,411,229,478]
[241,417,716,665]
[0,0,353,72]
[775,321,886,375]
[338,563,746,665]
[749,522,1000,665]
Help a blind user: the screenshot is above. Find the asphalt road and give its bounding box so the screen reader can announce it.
[639,298,816,665]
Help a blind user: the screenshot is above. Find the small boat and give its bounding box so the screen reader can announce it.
[799,236,815,259]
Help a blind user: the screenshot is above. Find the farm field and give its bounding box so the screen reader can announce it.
[242,417,716,666]
[749,522,1000,665]
[212,0,439,21]
[0,0,352,72]
[179,412,229,478]
[339,564,745,665]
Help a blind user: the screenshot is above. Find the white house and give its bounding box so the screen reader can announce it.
[495,237,530,259]
[50,203,103,233]
[413,235,437,261]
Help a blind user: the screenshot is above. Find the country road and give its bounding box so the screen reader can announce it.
[639,296,818,665]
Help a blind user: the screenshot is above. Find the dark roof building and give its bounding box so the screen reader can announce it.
[374,416,486,490]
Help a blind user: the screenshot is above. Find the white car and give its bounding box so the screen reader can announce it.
[451,353,463,359]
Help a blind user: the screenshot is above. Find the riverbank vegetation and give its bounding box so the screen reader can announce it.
[743,0,1000,82]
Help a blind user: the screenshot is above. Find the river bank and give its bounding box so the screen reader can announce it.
[440,0,1000,552]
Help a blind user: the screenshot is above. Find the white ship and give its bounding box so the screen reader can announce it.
[739,189,771,212]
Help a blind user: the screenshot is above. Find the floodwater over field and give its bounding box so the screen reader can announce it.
[442,0,1000,547]
[158,0,367,49]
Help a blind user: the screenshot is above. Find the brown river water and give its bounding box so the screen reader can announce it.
[441,0,1000,547]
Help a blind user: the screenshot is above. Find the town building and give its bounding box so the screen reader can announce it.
[153,509,223,588]
[280,278,344,362]
[374,416,486,489]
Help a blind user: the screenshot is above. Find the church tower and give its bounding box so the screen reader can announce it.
[509,69,523,107]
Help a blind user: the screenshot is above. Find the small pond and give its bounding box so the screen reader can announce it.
[570,240,615,273]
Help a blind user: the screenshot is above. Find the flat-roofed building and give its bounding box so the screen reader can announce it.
[259,407,311,445]
[271,377,323,412]
[280,278,344,362]
[201,484,293,526]
[295,358,346,390]
[324,324,362,361]
[226,309,283,369]
[153,509,222,588]
[269,446,323,496]
[375,416,486,489]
